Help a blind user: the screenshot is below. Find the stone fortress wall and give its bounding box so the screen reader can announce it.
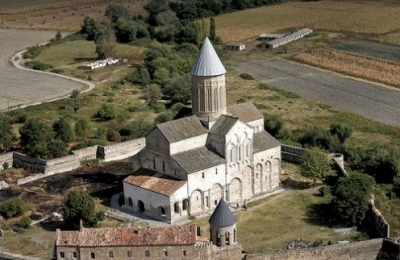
[0,138,145,186]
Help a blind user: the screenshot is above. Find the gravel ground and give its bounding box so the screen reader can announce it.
[235,59,400,127]
[0,29,85,110]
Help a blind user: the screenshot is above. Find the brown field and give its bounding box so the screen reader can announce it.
[291,48,400,89]
[215,0,400,43]
[0,0,146,32]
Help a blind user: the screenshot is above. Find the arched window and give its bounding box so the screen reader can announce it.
[138,200,145,212]
[225,231,230,245]
[160,206,166,217]
[182,199,189,211]
[174,202,180,213]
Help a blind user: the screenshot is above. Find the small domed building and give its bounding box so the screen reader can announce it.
[123,37,281,224]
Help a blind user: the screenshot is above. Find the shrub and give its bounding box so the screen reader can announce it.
[318,185,331,197]
[94,104,118,121]
[152,103,166,113]
[2,162,9,170]
[239,73,254,80]
[18,216,32,228]
[0,198,29,218]
[50,68,64,74]
[24,61,53,71]
[264,113,285,137]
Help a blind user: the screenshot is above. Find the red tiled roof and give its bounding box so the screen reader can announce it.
[56,225,198,247]
[123,168,186,196]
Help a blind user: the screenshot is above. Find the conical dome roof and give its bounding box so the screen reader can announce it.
[191,37,226,76]
[209,199,236,227]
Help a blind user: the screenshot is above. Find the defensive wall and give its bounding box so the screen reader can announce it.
[245,238,383,260]
[376,237,400,260]
[0,138,145,187]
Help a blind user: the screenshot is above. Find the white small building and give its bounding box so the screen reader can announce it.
[263,28,313,49]
[258,33,285,41]
[225,42,245,51]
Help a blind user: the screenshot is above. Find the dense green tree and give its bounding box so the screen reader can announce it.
[105,4,131,23]
[299,126,334,151]
[47,140,67,158]
[53,118,74,143]
[330,122,353,144]
[163,74,192,104]
[94,104,118,121]
[263,113,284,137]
[119,117,154,139]
[19,120,54,156]
[144,0,169,25]
[298,147,331,186]
[329,172,375,226]
[0,198,28,218]
[80,17,99,40]
[62,191,104,229]
[115,19,138,43]
[0,113,13,152]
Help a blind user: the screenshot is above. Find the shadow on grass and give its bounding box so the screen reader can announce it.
[282,178,314,190]
[304,202,335,227]
[74,57,98,62]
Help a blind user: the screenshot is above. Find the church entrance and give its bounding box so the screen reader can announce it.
[229,178,242,204]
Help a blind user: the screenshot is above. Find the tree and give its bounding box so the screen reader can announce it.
[195,19,209,46]
[263,113,284,137]
[0,198,28,218]
[329,172,375,226]
[95,31,117,59]
[209,17,216,43]
[94,104,118,121]
[330,122,353,144]
[105,4,131,23]
[145,84,162,106]
[298,147,331,186]
[47,140,67,158]
[0,113,13,152]
[80,16,99,40]
[298,126,333,151]
[62,191,105,229]
[163,73,192,104]
[144,0,169,25]
[75,118,90,141]
[55,31,62,41]
[19,120,54,157]
[53,118,74,143]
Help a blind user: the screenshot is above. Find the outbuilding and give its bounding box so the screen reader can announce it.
[225,42,245,51]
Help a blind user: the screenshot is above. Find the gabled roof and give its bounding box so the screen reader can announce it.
[172,147,226,174]
[253,131,281,152]
[209,199,236,227]
[191,37,226,76]
[123,168,186,196]
[227,102,264,123]
[56,225,197,247]
[209,115,239,136]
[156,116,208,143]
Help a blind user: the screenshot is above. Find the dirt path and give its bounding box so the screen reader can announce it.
[0,29,94,111]
[235,59,400,127]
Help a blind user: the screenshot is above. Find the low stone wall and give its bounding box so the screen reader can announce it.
[0,152,13,170]
[376,237,400,260]
[367,205,390,238]
[0,138,145,186]
[281,144,306,163]
[246,238,383,260]
[98,138,145,162]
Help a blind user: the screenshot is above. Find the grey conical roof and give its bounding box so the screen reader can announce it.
[209,199,236,227]
[191,37,226,76]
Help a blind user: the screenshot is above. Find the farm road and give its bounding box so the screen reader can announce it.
[0,29,90,111]
[236,60,400,127]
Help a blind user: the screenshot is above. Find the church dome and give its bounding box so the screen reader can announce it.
[209,199,236,227]
[191,37,226,76]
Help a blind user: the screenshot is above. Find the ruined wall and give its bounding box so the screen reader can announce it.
[71,146,98,161]
[366,205,390,238]
[12,152,47,172]
[246,238,383,260]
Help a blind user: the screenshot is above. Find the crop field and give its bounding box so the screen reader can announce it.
[215,1,400,43]
[292,48,400,89]
[235,59,400,128]
[329,41,400,62]
[0,0,146,32]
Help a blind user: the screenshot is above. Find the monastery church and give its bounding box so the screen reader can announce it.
[123,37,281,224]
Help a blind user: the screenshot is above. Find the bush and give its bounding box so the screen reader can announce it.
[24,61,53,71]
[23,45,46,59]
[264,113,285,137]
[0,198,29,218]
[94,104,118,121]
[2,162,9,170]
[239,73,254,80]
[50,68,64,74]
[152,102,166,113]
[318,185,331,197]
[18,216,32,228]
[298,126,334,151]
